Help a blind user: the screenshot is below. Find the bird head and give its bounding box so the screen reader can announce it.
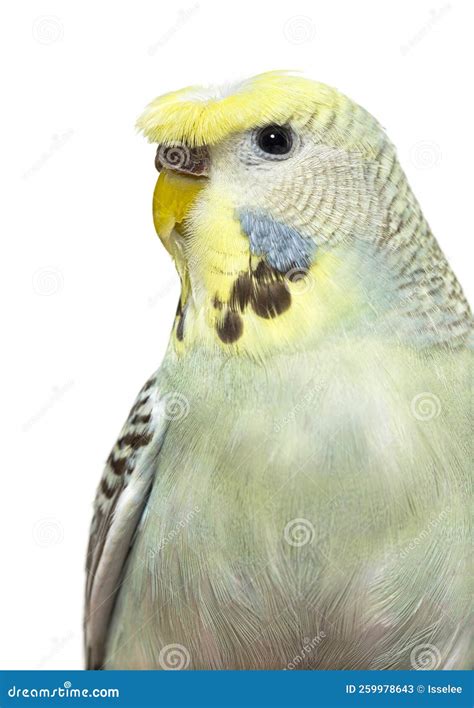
[138,72,470,357]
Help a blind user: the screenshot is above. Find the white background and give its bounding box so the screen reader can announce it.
[1,0,472,669]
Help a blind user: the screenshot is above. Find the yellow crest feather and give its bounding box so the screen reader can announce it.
[137,71,342,147]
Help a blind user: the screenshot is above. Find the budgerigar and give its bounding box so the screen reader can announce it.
[85,72,472,670]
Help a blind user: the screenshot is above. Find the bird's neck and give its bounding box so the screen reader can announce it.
[166,172,472,358]
[168,244,384,360]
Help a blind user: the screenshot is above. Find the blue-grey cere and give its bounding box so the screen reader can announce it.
[238,209,317,273]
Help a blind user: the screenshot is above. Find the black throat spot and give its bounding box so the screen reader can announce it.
[213,260,294,344]
[175,299,186,341]
[216,310,243,344]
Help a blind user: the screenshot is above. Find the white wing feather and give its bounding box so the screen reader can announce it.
[84,373,168,669]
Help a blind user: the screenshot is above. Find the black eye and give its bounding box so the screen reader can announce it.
[256,125,293,156]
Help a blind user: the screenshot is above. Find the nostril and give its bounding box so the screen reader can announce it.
[155,144,210,177]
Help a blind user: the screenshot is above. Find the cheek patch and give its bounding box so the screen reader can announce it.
[238,209,316,273]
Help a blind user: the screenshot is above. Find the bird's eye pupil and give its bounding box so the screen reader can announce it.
[257,125,293,155]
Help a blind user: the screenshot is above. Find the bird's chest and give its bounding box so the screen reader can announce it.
[143,346,424,583]
[105,346,469,668]
[134,360,389,619]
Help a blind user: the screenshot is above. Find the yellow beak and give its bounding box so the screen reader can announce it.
[152,170,204,254]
